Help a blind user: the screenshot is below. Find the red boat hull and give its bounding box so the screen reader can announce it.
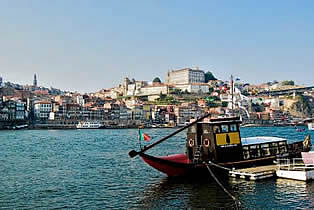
[140,153,197,176]
[140,153,278,177]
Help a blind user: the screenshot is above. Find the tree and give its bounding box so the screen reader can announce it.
[282,80,295,86]
[204,71,217,83]
[153,77,161,83]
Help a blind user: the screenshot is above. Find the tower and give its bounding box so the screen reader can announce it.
[33,74,37,87]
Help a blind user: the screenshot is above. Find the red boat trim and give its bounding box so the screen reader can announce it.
[140,153,195,176]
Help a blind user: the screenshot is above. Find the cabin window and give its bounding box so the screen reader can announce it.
[279,142,287,153]
[270,142,279,155]
[213,126,220,134]
[243,146,250,159]
[249,145,261,158]
[261,144,270,156]
[221,125,229,133]
[230,124,237,132]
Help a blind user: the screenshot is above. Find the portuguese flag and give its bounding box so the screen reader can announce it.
[139,130,151,141]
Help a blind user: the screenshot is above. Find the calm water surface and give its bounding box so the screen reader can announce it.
[0,127,313,209]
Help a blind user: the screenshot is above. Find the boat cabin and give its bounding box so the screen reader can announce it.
[186,116,243,163]
[186,117,292,164]
[241,137,288,160]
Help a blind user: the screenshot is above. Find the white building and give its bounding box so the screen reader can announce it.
[76,96,85,106]
[34,101,52,120]
[138,85,168,96]
[166,68,205,84]
[174,83,209,93]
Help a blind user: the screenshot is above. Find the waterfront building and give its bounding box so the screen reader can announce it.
[33,101,52,120]
[15,102,25,120]
[0,100,26,121]
[166,68,205,84]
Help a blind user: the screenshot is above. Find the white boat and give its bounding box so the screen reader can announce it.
[308,123,314,131]
[276,151,314,181]
[76,121,104,129]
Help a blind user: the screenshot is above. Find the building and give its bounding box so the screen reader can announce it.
[33,101,52,120]
[0,76,3,87]
[33,74,37,87]
[174,104,204,125]
[173,83,209,93]
[166,68,205,84]
[77,96,85,106]
[15,102,25,120]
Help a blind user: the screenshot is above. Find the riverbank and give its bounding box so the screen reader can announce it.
[0,119,308,130]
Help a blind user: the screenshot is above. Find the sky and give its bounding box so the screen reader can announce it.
[1,0,314,93]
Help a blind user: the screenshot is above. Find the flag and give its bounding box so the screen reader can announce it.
[139,129,151,141]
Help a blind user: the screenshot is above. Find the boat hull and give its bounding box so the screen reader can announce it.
[139,153,277,177]
[140,153,196,177]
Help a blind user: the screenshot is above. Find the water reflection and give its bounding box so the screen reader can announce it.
[138,177,237,209]
[275,178,314,208]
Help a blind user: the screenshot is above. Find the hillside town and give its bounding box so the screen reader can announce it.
[0,68,313,129]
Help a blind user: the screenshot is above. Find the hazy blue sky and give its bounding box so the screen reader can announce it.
[1,0,314,93]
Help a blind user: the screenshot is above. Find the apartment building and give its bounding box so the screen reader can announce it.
[33,101,52,120]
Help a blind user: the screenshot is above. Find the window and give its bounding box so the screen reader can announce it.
[213,126,220,133]
[230,124,237,132]
[221,125,228,133]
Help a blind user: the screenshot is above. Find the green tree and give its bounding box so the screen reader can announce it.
[282,80,295,86]
[204,71,217,82]
[153,77,161,83]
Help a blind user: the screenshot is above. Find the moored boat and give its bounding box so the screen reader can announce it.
[129,114,312,177]
[308,123,314,131]
[76,121,104,129]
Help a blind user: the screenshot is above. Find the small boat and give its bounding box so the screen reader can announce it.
[276,151,314,181]
[296,128,306,132]
[76,121,104,129]
[12,124,28,130]
[129,114,312,177]
[308,123,314,131]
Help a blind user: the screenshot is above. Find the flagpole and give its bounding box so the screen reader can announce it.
[129,112,212,158]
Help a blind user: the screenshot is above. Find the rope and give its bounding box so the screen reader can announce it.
[204,161,241,209]
[207,160,231,171]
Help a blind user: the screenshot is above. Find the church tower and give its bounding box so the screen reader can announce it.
[33,74,37,87]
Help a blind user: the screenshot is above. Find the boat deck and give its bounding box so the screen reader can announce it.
[229,165,278,180]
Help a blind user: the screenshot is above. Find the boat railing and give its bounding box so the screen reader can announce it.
[277,158,314,171]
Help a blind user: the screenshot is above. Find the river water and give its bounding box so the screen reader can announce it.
[0,127,313,209]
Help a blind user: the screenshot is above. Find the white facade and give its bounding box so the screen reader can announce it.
[138,85,168,96]
[76,96,85,106]
[166,68,205,84]
[34,102,52,120]
[174,84,209,93]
